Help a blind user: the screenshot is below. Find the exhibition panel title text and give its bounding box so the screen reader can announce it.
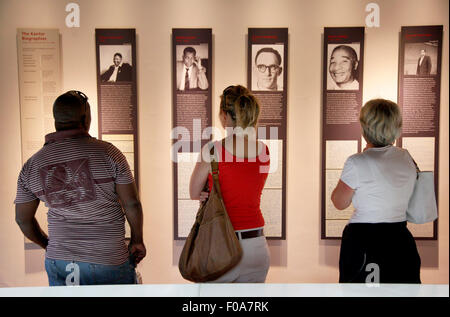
[21,31,47,42]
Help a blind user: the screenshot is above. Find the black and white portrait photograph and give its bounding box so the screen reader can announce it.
[251,44,284,91]
[175,44,209,91]
[404,42,438,76]
[327,43,360,90]
[99,45,133,83]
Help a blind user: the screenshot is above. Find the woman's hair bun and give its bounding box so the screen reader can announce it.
[221,85,260,129]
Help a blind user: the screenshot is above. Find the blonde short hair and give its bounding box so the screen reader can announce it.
[360,99,402,146]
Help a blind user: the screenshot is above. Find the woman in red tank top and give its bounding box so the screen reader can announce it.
[189,85,271,283]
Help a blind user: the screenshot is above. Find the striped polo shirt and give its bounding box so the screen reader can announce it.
[15,129,134,265]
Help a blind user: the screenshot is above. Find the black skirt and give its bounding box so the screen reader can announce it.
[339,221,421,283]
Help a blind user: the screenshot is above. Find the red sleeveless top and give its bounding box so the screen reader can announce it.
[208,141,270,230]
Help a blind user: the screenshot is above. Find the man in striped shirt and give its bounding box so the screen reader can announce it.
[14,90,146,286]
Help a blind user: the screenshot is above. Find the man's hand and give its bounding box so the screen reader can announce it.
[129,242,146,265]
[195,57,204,71]
[15,199,48,249]
[116,182,146,265]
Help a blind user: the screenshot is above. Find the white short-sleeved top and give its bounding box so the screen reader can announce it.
[340,145,417,223]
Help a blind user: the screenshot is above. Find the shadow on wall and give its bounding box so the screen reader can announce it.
[0,275,10,287]
[320,239,341,269]
[416,241,439,268]
[25,248,46,274]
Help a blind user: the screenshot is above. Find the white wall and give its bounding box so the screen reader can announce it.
[0,0,448,287]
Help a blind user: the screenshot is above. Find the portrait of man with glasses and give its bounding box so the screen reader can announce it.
[252,46,284,91]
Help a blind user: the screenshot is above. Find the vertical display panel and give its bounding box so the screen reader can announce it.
[17,28,62,249]
[398,25,442,240]
[96,29,139,239]
[321,27,365,239]
[172,29,212,239]
[248,28,288,239]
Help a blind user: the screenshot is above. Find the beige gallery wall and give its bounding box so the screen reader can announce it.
[0,0,448,287]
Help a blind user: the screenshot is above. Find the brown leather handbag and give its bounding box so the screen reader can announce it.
[178,145,243,282]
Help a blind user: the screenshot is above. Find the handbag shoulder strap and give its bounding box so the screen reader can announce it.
[209,143,224,199]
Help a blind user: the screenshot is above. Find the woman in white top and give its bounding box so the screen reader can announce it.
[332,99,421,283]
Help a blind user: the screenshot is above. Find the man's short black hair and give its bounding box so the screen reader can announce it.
[255,47,282,66]
[183,46,197,56]
[53,91,88,131]
[114,52,122,59]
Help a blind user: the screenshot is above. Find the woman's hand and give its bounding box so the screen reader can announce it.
[199,191,209,203]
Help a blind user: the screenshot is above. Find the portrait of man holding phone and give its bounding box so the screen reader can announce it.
[176,46,209,91]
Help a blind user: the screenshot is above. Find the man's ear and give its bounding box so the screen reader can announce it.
[353,61,359,71]
[80,115,87,130]
[82,104,92,131]
[277,67,283,76]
